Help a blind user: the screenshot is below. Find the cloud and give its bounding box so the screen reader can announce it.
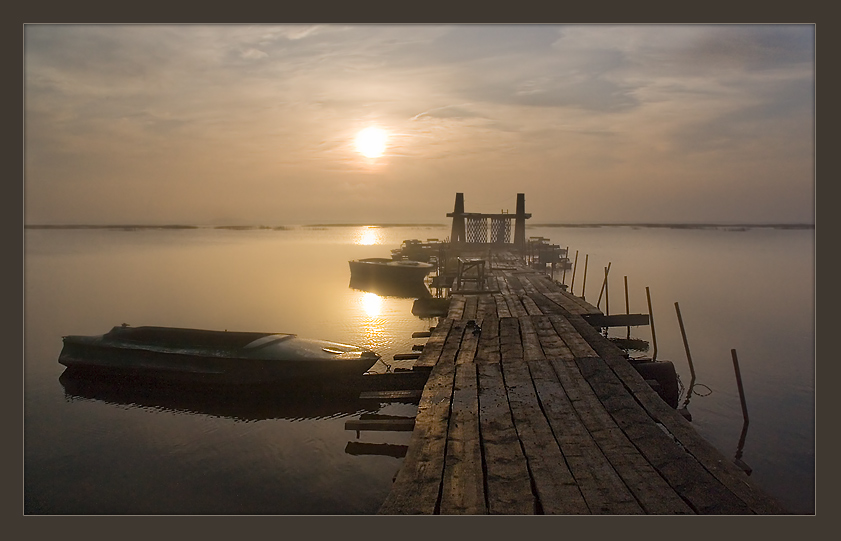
[240,48,268,60]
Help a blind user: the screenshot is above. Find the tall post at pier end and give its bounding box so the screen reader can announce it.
[514,193,528,250]
[448,192,466,244]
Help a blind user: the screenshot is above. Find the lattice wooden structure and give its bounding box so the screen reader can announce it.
[447,193,531,249]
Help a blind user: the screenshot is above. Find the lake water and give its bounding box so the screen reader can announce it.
[23,224,815,514]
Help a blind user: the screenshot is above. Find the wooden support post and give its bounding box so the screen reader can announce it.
[570,250,578,294]
[731,349,752,474]
[561,246,569,285]
[448,193,466,244]
[581,254,589,300]
[646,286,657,362]
[514,193,526,250]
[624,276,630,339]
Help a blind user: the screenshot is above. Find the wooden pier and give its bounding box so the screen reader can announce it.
[375,194,786,515]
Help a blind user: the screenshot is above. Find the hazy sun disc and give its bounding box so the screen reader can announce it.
[355,127,388,158]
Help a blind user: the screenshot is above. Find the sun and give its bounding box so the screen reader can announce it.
[355,127,388,158]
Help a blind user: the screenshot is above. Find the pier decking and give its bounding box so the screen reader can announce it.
[377,248,786,515]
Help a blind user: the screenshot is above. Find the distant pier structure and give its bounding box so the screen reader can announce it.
[447,193,532,249]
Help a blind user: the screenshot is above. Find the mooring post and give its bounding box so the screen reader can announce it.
[570,250,579,294]
[514,193,527,250]
[605,264,610,316]
[624,276,630,339]
[597,262,611,311]
[675,302,697,416]
[645,286,657,362]
[674,302,697,383]
[731,349,749,427]
[731,348,752,474]
[581,254,589,300]
[561,246,569,285]
[448,193,466,244]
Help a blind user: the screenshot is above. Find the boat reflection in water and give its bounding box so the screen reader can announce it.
[58,368,379,422]
[348,275,433,300]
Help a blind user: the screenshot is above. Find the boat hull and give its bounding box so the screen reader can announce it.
[58,326,380,385]
[348,258,434,285]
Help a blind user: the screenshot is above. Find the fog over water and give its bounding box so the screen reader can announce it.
[24,224,814,514]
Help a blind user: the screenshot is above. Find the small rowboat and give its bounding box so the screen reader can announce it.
[348,257,434,285]
[58,324,380,385]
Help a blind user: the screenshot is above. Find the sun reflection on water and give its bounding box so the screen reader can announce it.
[355,226,383,246]
[361,292,382,317]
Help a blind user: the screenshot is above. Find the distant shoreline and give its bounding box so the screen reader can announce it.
[24,223,815,231]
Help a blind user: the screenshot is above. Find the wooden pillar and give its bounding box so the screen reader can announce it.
[449,192,466,244]
[514,193,526,249]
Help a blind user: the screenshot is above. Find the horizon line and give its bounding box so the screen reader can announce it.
[24,222,816,230]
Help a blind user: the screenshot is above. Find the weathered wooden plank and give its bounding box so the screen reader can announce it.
[463,295,479,320]
[441,362,487,514]
[525,273,601,315]
[477,362,536,514]
[456,318,482,366]
[475,316,500,364]
[379,323,468,514]
[582,313,650,328]
[521,295,543,315]
[476,293,498,319]
[504,294,530,317]
[412,318,454,371]
[494,294,512,318]
[502,272,525,295]
[548,314,600,358]
[530,315,693,514]
[564,313,789,514]
[448,296,467,320]
[500,356,589,514]
[517,316,544,363]
[527,357,644,514]
[572,351,754,514]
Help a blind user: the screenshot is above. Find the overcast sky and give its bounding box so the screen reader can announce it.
[24,24,814,225]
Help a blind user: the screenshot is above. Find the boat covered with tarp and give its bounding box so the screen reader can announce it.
[59,324,380,385]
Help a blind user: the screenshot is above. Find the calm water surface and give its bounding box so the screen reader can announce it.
[24,224,815,514]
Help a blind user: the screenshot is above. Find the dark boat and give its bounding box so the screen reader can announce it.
[348,257,434,284]
[58,325,380,385]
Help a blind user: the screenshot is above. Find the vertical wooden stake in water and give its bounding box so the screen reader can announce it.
[732,349,749,426]
[732,348,752,474]
[581,254,589,300]
[604,264,610,316]
[645,286,657,362]
[674,302,697,385]
[624,276,630,339]
[596,262,611,312]
[561,246,569,285]
[570,250,579,294]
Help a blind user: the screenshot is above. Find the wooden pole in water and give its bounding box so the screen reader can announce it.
[624,276,630,339]
[561,246,569,285]
[597,262,611,311]
[731,349,749,426]
[645,286,657,362]
[731,348,752,474]
[674,302,697,384]
[581,254,589,300]
[605,266,610,316]
[570,250,579,294]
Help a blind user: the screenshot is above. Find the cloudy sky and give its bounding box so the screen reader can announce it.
[24,24,814,225]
